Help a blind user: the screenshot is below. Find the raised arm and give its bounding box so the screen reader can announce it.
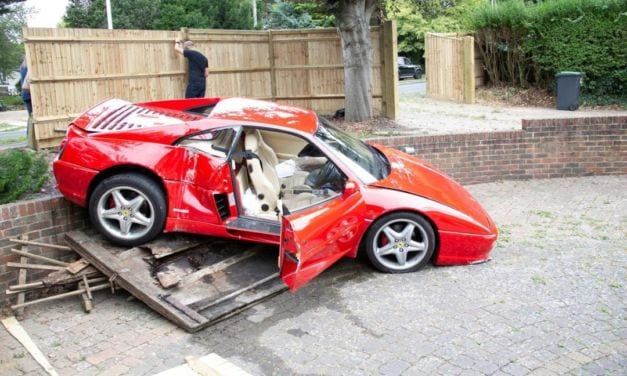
[174,40,184,55]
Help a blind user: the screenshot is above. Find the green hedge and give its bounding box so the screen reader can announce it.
[0,149,48,204]
[469,0,627,102]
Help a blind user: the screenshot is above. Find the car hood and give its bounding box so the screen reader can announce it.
[371,144,495,232]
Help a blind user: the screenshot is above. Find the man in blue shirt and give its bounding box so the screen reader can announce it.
[175,40,209,98]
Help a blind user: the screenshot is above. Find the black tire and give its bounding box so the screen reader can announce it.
[413,70,422,80]
[365,212,435,273]
[89,173,166,247]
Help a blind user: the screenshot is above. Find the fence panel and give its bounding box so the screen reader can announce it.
[425,33,475,104]
[23,28,184,148]
[24,25,395,149]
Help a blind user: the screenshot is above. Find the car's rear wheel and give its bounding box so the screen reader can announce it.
[89,173,166,247]
[365,212,435,273]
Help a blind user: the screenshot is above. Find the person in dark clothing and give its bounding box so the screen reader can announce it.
[20,59,32,115]
[174,40,208,98]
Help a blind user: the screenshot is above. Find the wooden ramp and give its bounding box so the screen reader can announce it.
[65,231,287,332]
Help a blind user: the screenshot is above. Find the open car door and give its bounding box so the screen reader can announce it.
[279,181,364,291]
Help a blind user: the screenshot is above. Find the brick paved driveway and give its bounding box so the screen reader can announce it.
[1,176,625,375]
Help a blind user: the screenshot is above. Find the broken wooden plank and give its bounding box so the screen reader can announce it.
[9,281,44,291]
[15,235,29,319]
[11,249,70,267]
[79,276,93,313]
[43,266,101,286]
[7,262,66,272]
[65,231,201,331]
[180,250,258,286]
[66,259,90,274]
[156,271,181,289]
[11,283,110,310]
[161,295,209,325]
[193,273,280,311]
[149,242,202,259]
[2,316,59,376]
[9,239,72,251]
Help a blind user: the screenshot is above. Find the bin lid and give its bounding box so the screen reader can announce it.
[556,71,582,77]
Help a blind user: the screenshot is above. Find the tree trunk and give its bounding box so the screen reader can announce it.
[334,0,378,122]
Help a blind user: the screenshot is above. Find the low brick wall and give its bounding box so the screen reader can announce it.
[369,116,626,185]
[0,196,88,306]
[0,115,625,306]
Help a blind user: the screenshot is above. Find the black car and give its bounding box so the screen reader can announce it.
[397,56,423,80]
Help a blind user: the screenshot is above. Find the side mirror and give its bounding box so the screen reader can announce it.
[343,180,359,197]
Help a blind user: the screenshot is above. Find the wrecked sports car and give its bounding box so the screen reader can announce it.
[53,97,498,291]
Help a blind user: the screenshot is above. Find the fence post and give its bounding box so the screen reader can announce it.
[463,36,475,103]
[268,30,277,102]
[381,20,398,120]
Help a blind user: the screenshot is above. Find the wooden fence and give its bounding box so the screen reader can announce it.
[23,23,397,149]
[425,32,480,103]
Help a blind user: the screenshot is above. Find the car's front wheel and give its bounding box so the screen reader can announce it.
[413,70,422,79]
[365,212,435,273]
[89,173,166,247]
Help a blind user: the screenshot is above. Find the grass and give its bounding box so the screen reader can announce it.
[0,122,24,132]
[0,136,27,145]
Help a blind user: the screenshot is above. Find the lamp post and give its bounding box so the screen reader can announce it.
[252,0,257,28]
[105,0,113,29]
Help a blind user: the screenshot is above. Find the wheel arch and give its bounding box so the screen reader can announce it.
[356,209,440,262]
[87,164,168,209]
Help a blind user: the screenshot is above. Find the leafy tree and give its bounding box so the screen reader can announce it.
[383,0,483,61]
[264,0,316,29]
[0,0,24,15]
[64,0,160,29]
[0,2,27,80]
[64,0,256,30]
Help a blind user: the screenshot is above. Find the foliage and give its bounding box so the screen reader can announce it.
[0,0,24,15]
[292,2,335,27]
[0,149,48,204]
[64,0,257,30]
[263,1,335,29]
[0,94,24,106]
[469,0,627,100]
[383,0,483,61]
[0,2,27,79]
[264,0,315,29]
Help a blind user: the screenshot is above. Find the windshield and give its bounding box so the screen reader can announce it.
[315,118,389,184]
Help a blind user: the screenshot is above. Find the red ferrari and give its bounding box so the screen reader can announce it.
[53,97,498,291]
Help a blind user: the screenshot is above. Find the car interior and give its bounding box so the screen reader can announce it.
[179,127,346,221]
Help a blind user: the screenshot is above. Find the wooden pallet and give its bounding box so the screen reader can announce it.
[65,231,287,332]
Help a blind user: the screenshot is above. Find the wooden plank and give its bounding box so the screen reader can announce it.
[43,265,101,286]
[10,239,72,251]
[463,36,475,103]
[11,283,110,310]
[181,251,257,285]
[7,263,66,272]
[194,273,279,311]
[381,20,399,120]
[11,249,70,267]
[2,316,59,376]
[32,71,185,83]
[66,259,90,275]
[64,231,200,331]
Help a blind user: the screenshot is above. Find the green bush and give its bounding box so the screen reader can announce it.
[0,95,25,107]
[470,0,627,102]
[0,149,48,204]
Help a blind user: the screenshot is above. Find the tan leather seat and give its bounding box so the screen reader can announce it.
[244,129,281,215]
